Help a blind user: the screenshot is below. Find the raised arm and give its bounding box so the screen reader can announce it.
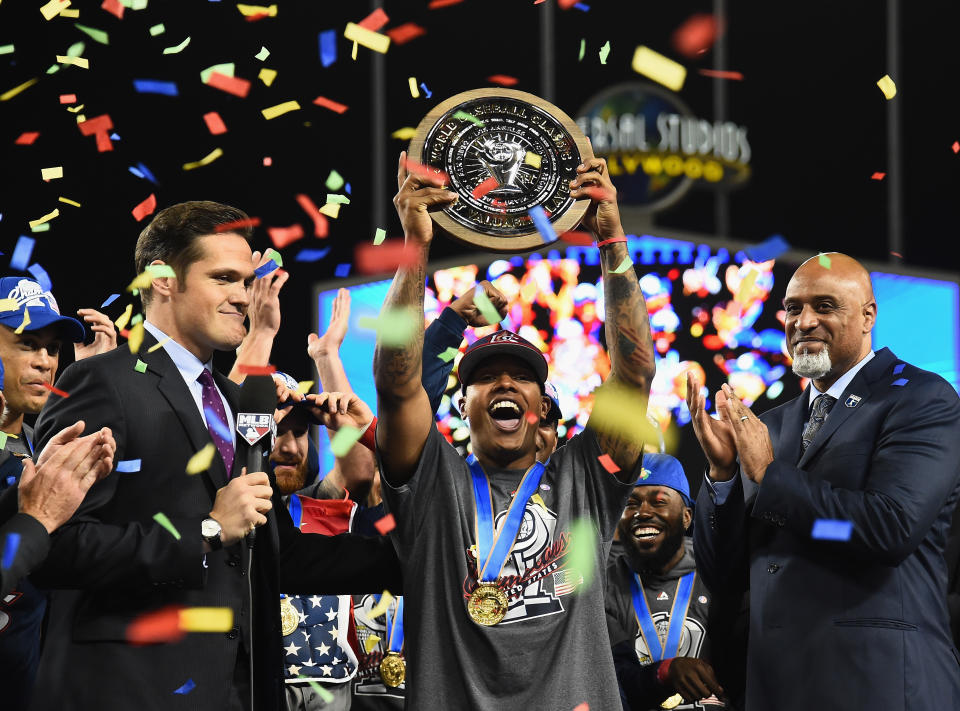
[374,152,457,485]
[579,158,656,480]
[228,251,288,384]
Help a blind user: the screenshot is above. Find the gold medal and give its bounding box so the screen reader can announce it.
[467,582,509,626]
[379,651,406,687]
[280,597,299,636]
[660,693,683,709]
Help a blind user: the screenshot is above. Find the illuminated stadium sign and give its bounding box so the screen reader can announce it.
[575,82,751,212]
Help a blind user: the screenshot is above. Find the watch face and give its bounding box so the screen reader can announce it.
[201,519,221,537]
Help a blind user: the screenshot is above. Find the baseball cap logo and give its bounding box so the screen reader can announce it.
[6,279,59,313]
[489,331,520,344]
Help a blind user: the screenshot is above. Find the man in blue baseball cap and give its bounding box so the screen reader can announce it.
[605,453,732,710]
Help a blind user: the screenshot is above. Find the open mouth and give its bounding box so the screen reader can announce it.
[631,524,663,542]
[488,399,522,432]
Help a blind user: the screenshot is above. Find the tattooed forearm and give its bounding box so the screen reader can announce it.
[600,241,655,391]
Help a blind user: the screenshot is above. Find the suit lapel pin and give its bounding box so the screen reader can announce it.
[844,394,862,408]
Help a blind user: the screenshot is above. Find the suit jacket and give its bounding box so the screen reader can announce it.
[694,348,960,711]
[28,332,402,711]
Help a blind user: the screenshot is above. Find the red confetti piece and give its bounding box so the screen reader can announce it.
[295,194,330,238]
[890,251,903,258]
[245,12,269,22]
[101,0,124,20]
[126,606,184,645]
[15,132,39,145]
[582,186,616,202]
[203,111,227,135]
[672,13,722,58]
[597,454,620,474]
[524,411,539,425]
[42,382,70,398]
[487,75,518,86]
[559,230,594,246]
[572,704,590,711]
[358,7,389,31]
[78,114,113,135]
[237,364,277,375]
[59,94,77,104]
[207,72,251,98]
[558,0,578,8]
[871,172,886,180]
[119,328,129,338]
[132,193,157,222]
[263,156,272,166]
[952,141,959,154]
[404,158,450,186]
[386,22,426,45]
[697,69,744,81]
[267,225,305,249]
[215,217,261,232]
[354,239,421,275]
[472,176,499,199]
[428,0,463,7]
[313,95,349,114]
[94,131,113,152]
[374,513,396,535]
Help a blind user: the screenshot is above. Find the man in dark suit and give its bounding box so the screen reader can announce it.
[29,201,401,711]
[686,252,960,710]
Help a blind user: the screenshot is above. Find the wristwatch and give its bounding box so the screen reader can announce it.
[201,517,223,550]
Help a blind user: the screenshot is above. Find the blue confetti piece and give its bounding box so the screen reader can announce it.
[116,459,141,473]
[128,166,145,179]
[5,476,16,487]
[203,406,234,442]
[893,363,905,375]
[420,82,432,98]
[101,293,121,308]
[110,133,120,141]
[744,234,790,263]
[294,247,330,263]
[811,519,853,541]
[345,183,351,195]
[319,30,337,67]
[254,259,279,279]
[10,235,35,271]
[528,206,557,243]
[892,378,909,387]
[136,162,158,185]
[2,532,20,569]
[574,2,590,9]
[133,79,179,96]
[173,679,196,695]
[27,263,52,292]
[334,263,351,278]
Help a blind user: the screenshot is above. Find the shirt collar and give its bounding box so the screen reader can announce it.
[143,320,213,383]
[808,350,875,407]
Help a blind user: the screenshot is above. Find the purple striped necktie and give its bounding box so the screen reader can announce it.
[197,368,235,475]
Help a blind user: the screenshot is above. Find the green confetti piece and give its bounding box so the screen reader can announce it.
[153,512,181,540]
[639,467,650,480]
[0,45,15,56]
[31,222,51,233]
[300,678,334,703]
[255,46,270,61]
[329,426,362,457]
[200,62,235,84]
[578,38,585,61]
[264,248,283,267]
[567,518,598,592]
[66,41,85,58]
[612,256,633,274]
[325,170,345,191]
[75,24,110,45]
[121,0,149,8]
[149,23,166,36]
[131,313,144,325]
[598,41,610,65]
[326,194,350,205]
[473,287,502,326]
[452,110,484,127]
[373,228,386,245]
[146,264,177,278]
[163,36,191,55]
[437,347,460,363]
[357,308,418,347]
[134,359,148,373]
[46,64,61,75]
[0,432,7,450]
[817,253,832,269]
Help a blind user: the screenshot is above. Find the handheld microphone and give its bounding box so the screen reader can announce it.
[235,375,278,546]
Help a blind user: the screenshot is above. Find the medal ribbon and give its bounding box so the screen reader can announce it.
[287,493,302,529]
[627,571,696,661]
[385,596,404,654]
[466,454,548,582]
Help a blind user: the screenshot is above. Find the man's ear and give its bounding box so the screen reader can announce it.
[540,394,550,420]
[862,299,877,335]
[682,507,692,531]
[457,390,467,418]
[149,259,176,299]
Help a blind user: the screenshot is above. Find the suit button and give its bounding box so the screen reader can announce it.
[226,628,239,640]
[767,563,780,574]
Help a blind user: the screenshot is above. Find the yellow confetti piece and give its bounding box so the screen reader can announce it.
[318,202,341,218]
[237,3,277,17]
[41,166,63,181]
[363,635,382,653]
[391,127,416,140]
[631,45,686,92]
[261,100,300,120]
[612,257,634,274]
[374,227,386,245]
[179,607,233,632]
[524,151,542,169]
[40,0,71,20]
[127,322,144,353]
[736,269,757,303]
[258,67,277,86]
[127,271,154,291]
[59,7,79,17]
[408,76,420,98]
[357,307,418,346]
[147,336,171,353]
[56,55,89,69]
[114,303,133,330]
[254,46,270,61]
[58,196,81,207]
[29,208,59,228]
[0,298,18,312]
[162,36,191,55]
[344,22,390,54]
[149,23,165,36]
[329,426,362,457]
[14,308,30,335]
[66,104,84,113]
[877,74,896,100]
[531,493,548,511]
[296,380,314,395]
[367,591,393,620]
[351,40,358,61]
[1,77,39,102]
[185,443,216,474]
[182,147,223,171]
[589,382,659,449]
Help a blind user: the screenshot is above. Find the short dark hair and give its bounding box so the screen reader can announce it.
[134,200,253,307]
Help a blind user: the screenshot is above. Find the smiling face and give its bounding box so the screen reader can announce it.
[0,324,62,422]
[270,408,310,496]
[461,354,548,469]
[618,485,691,574]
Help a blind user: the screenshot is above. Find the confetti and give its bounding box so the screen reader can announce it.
[318,29,337,66]
[367,591,393,619]
[261,100,299,120]
[525,411,539,425]
[182,147,223,171]
[408,76,420,98]
[173,680,195,695]
[572,704,590,711]
[326,194,350,205]
[871,172,885,180]
[15,132,40,145]
[876,74,896,100]
[524,151,542,169]
[263,248,283,267]
[1,78,40,102]
[325,170,345,191]
[403,158,449,185]
[29,209,59,229]
[28,264,52,292]
[101,0,124,19]
[58,196,81,207]
[472,176,499,199]
[162,36,191,54]
[473,286,503,325]
[374,228,387,245]
[207,72,251,98]
[203,111,227,135]
[597,454,620,474]
[101,293,120,308]
[631,46,686,92]
[358,307,418,346]
[295,380,313,394]
[566,518,597,591]
[116,459,142,473]
[294,248,329,262]
[59,93,77,104]
[386,23,426,45]
[215,217,261,232]
[429,0,463,7]
[437,347,460,363]
[343,22,390,54]
[358,7,389,31]
[200,62,235,83]
[40,0,72,21]
[254,259,279,279]
[133,79,178,96]
[578,38,586,61]
[329,426,363,457]
[893,363,906,375]
[354,240,419,274]
[953,141,960,154]
[672,13,721,58]
[258,67,277,86]
[57,55,90,69]
[2,533,21,569]
[420,83,432,98]
[127,322,144,353]
[134,359,148,373]
[318,203,341,218]
[452,110,484,127]
[487,74,518,86]
[254,46,270,61]
[179,606,233,632]
[0,299,18,312]
[115,303,133,329]
[10,236,36,271]
[0,45,13,56]
[810,519,853,541]
[237,3,277,17]
[132,193,157,221]
[744,234,789,263]
[295,194,329,237]
[697,69,744,81]
[892,378,909,387]
[237,364,276,375]
[127,606,184,644]
[528,206,557,243]
[611,256,634,274]
[185,443,216,474]
[374,513,396,535]
[149,24,166,36]
[0,433,7,449]
[267,225,305,248]
[313,95,348,113]
[817,253,832,269]
[598,41,610,64]
[391,127,416,140]
[363,635,382,653]
[589,382,662,450]
[147,338,171,353]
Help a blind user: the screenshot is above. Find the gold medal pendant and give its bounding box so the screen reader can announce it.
[379,651,406,687]
[467,582,509,626]
[280,597,299,637]
[660,693,683,709]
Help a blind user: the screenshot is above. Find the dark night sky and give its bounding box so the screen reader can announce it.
[2,0,959,380]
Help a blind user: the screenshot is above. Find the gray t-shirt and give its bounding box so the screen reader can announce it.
[380,424,636,710]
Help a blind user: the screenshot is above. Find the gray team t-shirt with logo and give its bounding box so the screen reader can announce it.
[380,424,636,710]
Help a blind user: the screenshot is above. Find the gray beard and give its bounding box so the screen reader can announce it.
[792,345,832,379]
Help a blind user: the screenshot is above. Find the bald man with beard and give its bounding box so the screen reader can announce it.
[686,253,960,710]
